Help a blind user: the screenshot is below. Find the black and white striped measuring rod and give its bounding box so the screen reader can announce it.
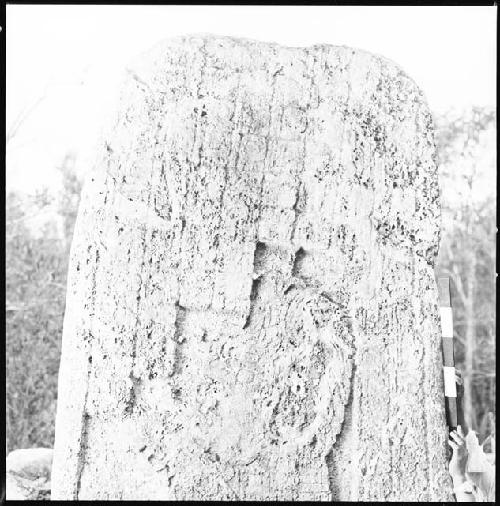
[438,277,458,431]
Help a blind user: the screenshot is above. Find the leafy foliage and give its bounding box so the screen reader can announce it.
[435,107,496,439]
[5,158,82,455]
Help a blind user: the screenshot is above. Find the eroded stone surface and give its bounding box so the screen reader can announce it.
[52,35,453,501]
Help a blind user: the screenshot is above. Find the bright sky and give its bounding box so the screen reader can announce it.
[5,5,497,194]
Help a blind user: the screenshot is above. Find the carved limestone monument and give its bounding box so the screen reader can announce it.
[52,35,453,501]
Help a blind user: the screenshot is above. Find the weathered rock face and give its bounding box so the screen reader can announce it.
[52,35,453,501]
[6,448,53,500]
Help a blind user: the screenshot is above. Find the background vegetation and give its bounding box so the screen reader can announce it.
[5,107,496,454]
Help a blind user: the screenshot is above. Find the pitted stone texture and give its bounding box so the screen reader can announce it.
[52,35,452,501]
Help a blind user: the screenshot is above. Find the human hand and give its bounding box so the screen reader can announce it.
[448,426,468,483]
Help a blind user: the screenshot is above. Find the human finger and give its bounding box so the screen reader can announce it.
[450,431,464,445]
[448,440,458,451]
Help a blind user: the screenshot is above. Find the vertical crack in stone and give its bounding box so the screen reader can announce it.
[291,247,306,279]
[127,225,149,414]
[243,242,268,329]
[169,303,187,377]
[420,308,431,501]
[128,134,158,407]
[74,244,100,499]
[243,277,262,330]
[255,56,280,232]
[223,72,242,204]
[253,242,267,272]
[291,51,314,244]
[173,303,187,342]
[196,39,208,100]
[324,447,336,500]
[290,183,305,243]
[124,372,143,416]
[325,359,356,501]
[74,412,90,500]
